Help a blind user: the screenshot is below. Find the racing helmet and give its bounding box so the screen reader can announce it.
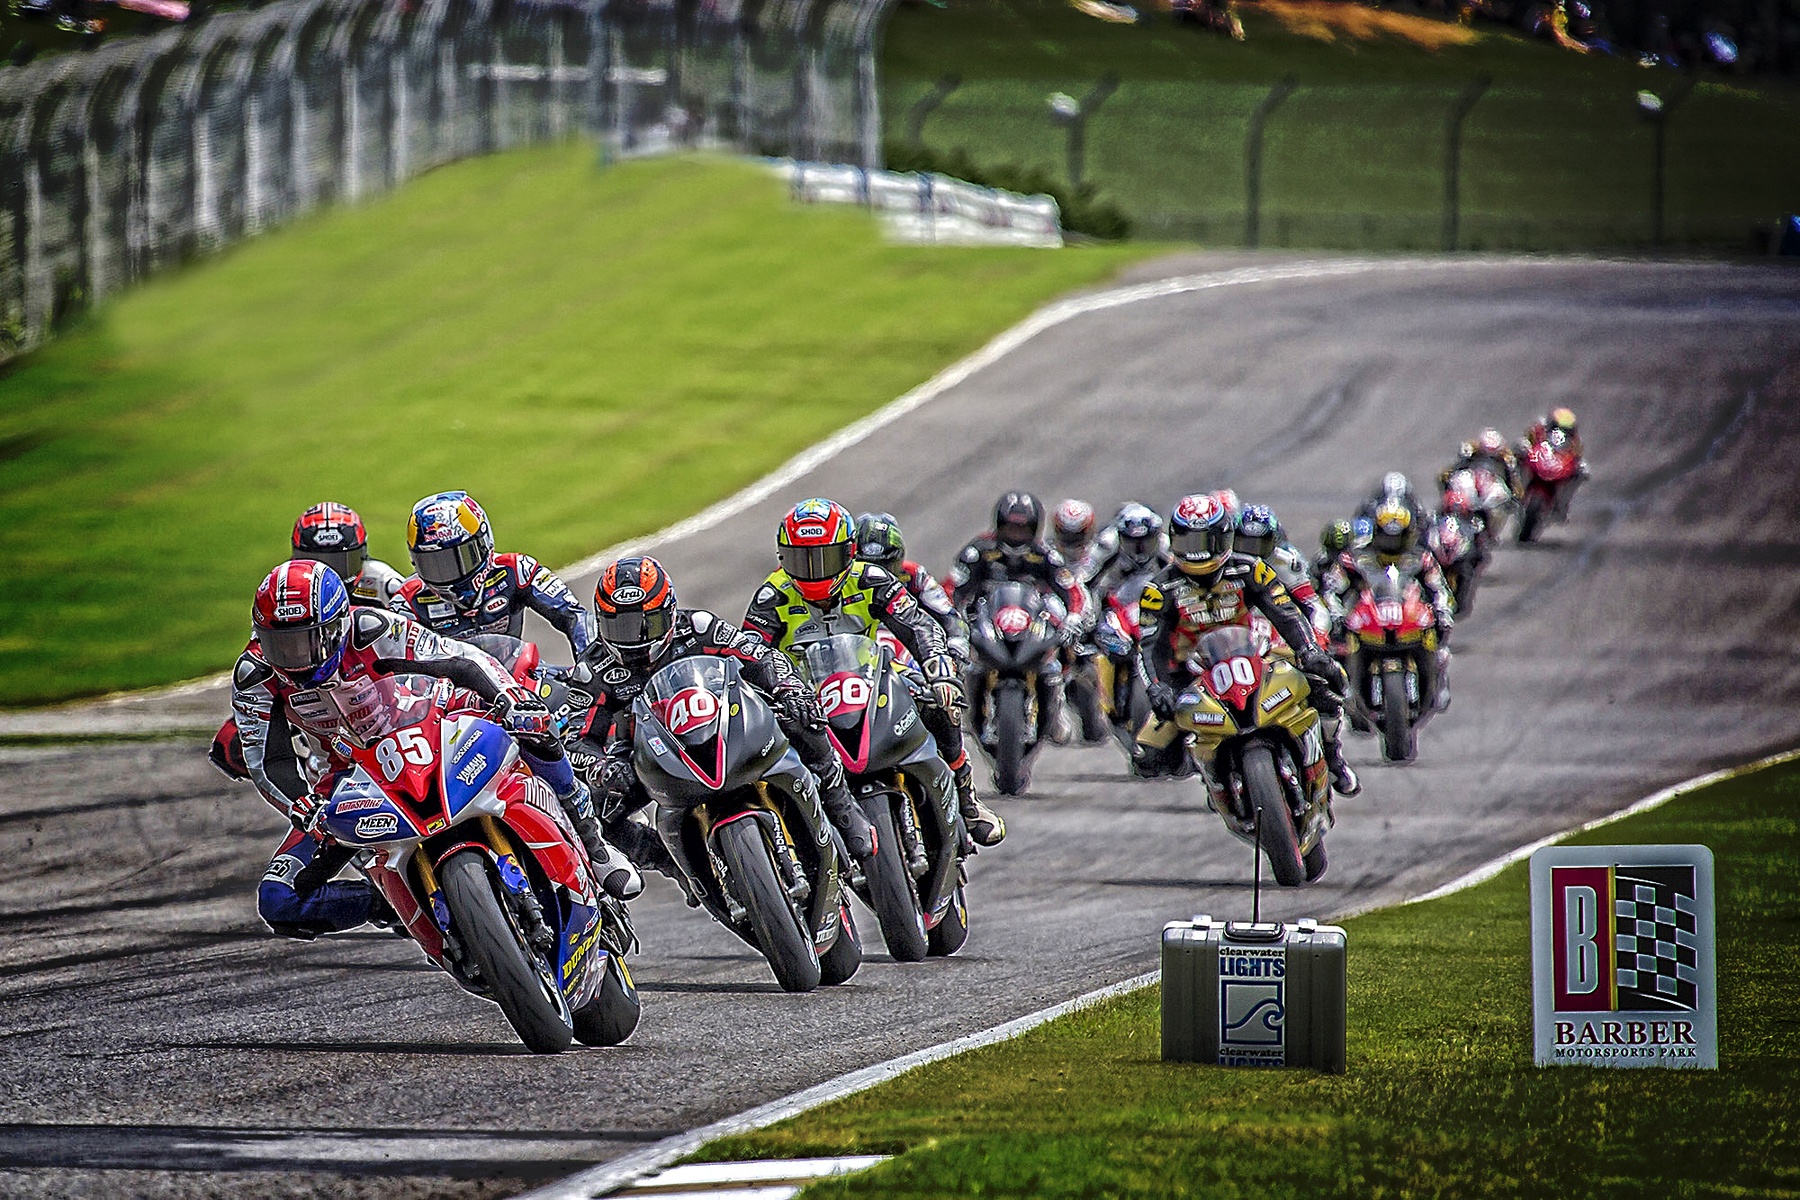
[1476,428,1508,458]
[1168,494,1235,578]
[1371,501,1418,560]
[1550,407,1578,435]
[407,491,493,613]
[777,498,856,604]
[1236,504,1282,560]
[291,502,369,583]
[1379,472,1412,502]
[993,492,1044,548]
[1208,488,1242,523]
[253,559,351,686]
[855,511,906,571]
[1051,499,1097,557]
[1115,503,1164,570]
[593,556,677,668]
[1320,519,1354,557]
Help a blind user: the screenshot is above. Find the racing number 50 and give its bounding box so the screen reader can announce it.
[376,727,433,781]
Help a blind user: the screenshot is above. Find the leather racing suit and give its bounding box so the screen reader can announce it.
[1322,546,1456,709]
[946,532,1088,740]
[393,552,593,660]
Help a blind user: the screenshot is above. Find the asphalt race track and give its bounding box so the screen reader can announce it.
[3,256,1798,1199]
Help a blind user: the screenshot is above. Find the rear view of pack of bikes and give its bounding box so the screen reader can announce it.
[210,408,1585,1054]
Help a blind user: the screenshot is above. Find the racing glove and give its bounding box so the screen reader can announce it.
[494,686,552,738]
[288,790,327,834]
[772,686,825,732]
[1146,681,1178,721]
[923,654,966,719]
[595,757,639,821]
[1299,649,1349,697]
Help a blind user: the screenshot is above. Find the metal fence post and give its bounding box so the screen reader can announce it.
[1442,73,1490,252]
[1244,74,1296,249]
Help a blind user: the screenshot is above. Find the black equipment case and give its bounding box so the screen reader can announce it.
[1161,915,1347,1073]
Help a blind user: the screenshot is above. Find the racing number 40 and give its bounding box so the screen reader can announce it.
[376,727,433,781]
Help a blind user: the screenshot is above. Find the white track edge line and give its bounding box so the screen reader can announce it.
[512,970,1158,1200]
[27,254,1561,718]
[516,744,1800,1200]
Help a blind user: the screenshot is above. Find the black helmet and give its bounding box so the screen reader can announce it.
[1236,504,1282,560]
[593,556,677,667]
[1168,494,1235,578]
[1114,503,1164,569]
[855,511,906,570]
[993,491,1044,548]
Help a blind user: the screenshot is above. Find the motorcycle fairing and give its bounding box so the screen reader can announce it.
[321,766,423,846]
[440,717,518,820]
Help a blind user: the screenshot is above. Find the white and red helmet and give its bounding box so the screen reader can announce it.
[253,559,351,685]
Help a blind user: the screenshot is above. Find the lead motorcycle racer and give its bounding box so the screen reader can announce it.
[563,556,881,889]
[391,491,593,660]
[232,560,640,941]
[1132,495,1360,797]
[745,500,1005,848]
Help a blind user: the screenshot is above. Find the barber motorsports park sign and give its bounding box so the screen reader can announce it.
[1529,844,1716,1068]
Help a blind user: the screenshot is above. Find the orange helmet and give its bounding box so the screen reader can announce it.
[593,556,677,666]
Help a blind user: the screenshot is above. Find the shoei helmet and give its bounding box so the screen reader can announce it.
[1169,494,1235,577]
[993,492,1044,548]
[1550,407,1578,435]
[593,556,677,667]
[1115,502,1164,570]
[1371,501,1418,559]
[291,502,369,583]
[253,559,351,686]
[1320,518,1355,556]
[778,498,856,603]
[1236,504,1283,560]
[1051,499,1097,557]
[855,511,906,571]
[407,491,493,612]
[1476,428,1508,458]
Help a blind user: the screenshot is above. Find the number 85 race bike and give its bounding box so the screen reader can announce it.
[1170,626,1333,887]
[312,673,640,1054]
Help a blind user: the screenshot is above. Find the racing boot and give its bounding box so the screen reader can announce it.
[815,756,878,866]
[558,779,643,901]
[950,752,1005,848]
[1320,717,1360,798]
[1041,673,1073,745]
[1433,648,1452,712]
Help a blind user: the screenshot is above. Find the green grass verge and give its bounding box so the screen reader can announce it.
[882,0,1800,250]
[698,758,1800,1197]
[0,146,1157,706]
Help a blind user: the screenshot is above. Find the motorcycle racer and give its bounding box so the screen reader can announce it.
[1133,495,1360,797]
[392,491,593,660]
[1083,503,1169,612]
[1051,498,1117,582]
[1236,504,1329,643]
[746,501,1005,847]
[854,511,971,665]
[1521,407,1586,462]
[566,556,883,886]
[1439,429,1524,498]
[1322,499,1456,710]
[291,503,406,608]
[234,561,639,941]
[1312,519,1356,591]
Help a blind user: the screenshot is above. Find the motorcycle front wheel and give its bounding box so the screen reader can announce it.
[1379,660,1416,763]
[819,902,864,985]
[440,850,574,1054]
[860,802,928,962]
[715,817,822,993]
[927,881,970,957]
[995,683,1028,796]
[1519,495,1545,543]
[1242,744,1305,887]
[573,953,640,1047]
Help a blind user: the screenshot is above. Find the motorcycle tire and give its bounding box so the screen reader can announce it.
[1303,838,1328,884]
[861,803,928,962]
[927,881,970,957]
[439,850,574,1054]
[1519,498,1543,543]
[1458,568,1480,618]
[1242,744,1305,888]
[716,817,821,993]
[819,902,864,986]
[995,684,1029,796]
[572,953,640,1047]
[1072,674,1108,744]
[1380,661,1415,763]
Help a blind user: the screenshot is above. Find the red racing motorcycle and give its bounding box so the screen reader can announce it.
[1519,428,1583,542]
[1342,564,1441,764]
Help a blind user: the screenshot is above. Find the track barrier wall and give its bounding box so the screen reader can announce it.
[0,0,898,360]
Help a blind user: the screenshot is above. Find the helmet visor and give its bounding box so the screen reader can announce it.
[296,545,367,583]
[1171,525,1233,563]
[858,537,900,566]
[779,540,853,584]
[597,605,674,653]
[258,615,344,675]
[997,519,1035,547]
[413,539,487,588]
[1236,530,1275,559]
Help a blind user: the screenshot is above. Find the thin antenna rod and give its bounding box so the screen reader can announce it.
[1252,806,1263,924]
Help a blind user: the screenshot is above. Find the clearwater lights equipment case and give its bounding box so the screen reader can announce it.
[1161,915,1347,1073]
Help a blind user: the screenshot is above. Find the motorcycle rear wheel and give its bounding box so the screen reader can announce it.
[573,954,640,1047]
[861,803,928,962]
[819,903,864,985]
[1379,661,1416,763]
[1242,744,1305,887]
[440,851,574,1054]
[716,817,822,993]
[995,684,1028,796]
[927,881,970,956]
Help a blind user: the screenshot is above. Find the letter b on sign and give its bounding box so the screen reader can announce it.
[1550,866,1613,1012]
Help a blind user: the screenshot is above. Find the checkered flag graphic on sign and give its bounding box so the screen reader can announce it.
[1613,866,1700,1011]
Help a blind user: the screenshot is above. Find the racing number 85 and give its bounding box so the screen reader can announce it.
[376,728,433,781]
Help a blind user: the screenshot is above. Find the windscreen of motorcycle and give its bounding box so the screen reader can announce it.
[322,673,440,750]
[632,657,782,799]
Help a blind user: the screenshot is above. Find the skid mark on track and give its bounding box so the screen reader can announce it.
[0,874,258,928]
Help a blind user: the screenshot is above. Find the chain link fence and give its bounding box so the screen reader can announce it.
[0,0,898,360]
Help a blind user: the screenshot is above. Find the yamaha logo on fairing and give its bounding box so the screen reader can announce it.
[356,813,400,837]
[612,586,646,605]
[456,754,490,785]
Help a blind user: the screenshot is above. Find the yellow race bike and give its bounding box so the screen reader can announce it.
[1172,625,1333,886]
